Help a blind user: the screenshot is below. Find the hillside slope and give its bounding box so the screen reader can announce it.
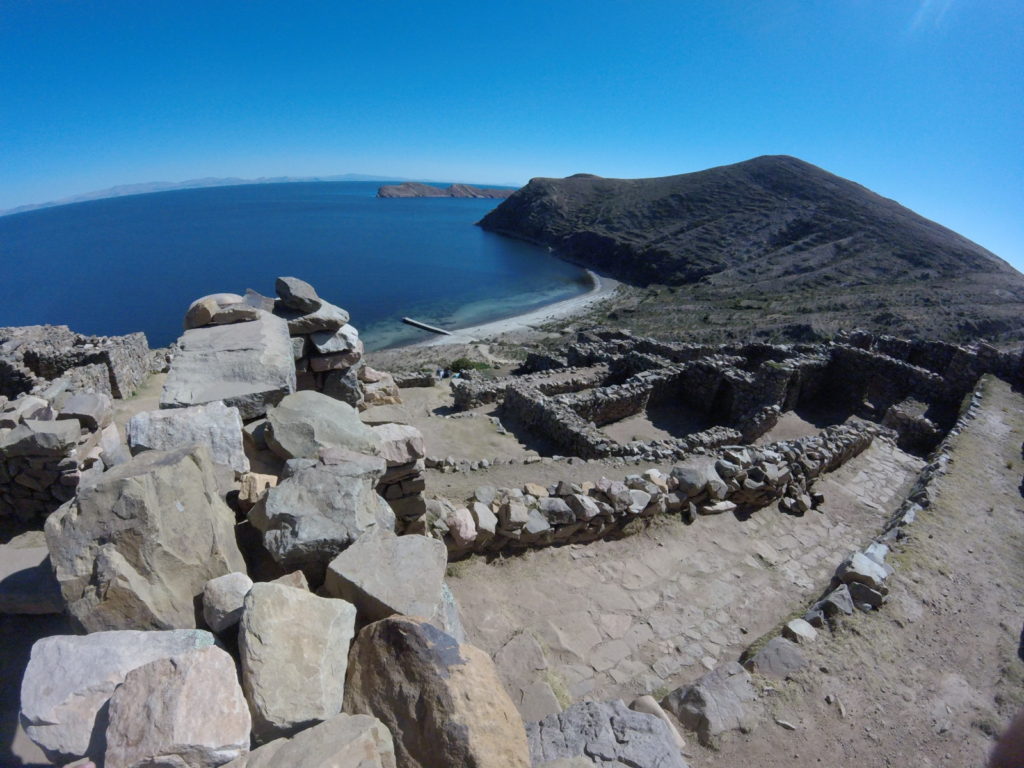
[478,156,1024,342]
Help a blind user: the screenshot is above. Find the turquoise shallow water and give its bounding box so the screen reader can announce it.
[0,181,590,349]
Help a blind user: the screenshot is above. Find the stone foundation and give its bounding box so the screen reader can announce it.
[458,328,1022,461]
[0,325,150,400]
[429,420,880,559]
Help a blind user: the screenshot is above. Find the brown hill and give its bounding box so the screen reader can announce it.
[478,156,1024,342]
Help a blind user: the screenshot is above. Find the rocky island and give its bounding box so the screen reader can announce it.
[378,181,515,199]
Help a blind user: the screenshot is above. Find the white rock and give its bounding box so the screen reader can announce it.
[127,400,249,474]
[782,618,818,644]
[371,422,426,466]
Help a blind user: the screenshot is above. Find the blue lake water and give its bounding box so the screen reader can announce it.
[0,181,590,350]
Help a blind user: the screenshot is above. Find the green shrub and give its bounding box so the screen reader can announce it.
[449,357,492,373]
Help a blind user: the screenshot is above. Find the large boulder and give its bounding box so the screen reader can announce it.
[371,423,425,466]
[671,458,725,499]
[20,629,215,765]
[184,293,245,330]
[344,616,530,768]
[127,400,249,474]
[527,699,688,768]
[323,530,447,627]
[275,276,322,313]
[58,392,113,431]
[221,713,396,768]
[661,661,762,747]
[275,301,350,335]
[249,459,394,583]
[45,445,247,632]
[239,583,357,743]
[265,390,381,460]
[310,323,362,356]
[161,312,296,420]
[104,646,251,768]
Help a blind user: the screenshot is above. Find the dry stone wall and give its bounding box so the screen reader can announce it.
[463,328,1022,461]
[428,420,880,559]
[0,326,145,519]
[0,325,150,399]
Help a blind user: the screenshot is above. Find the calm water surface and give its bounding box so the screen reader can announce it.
[0,182,589,349]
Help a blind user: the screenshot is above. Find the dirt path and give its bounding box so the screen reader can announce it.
[695,375,1024,768]
[447,438,923,719]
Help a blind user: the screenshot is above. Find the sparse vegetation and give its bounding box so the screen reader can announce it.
[449,357,493,373]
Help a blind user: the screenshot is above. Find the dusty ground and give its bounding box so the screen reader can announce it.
[447,439,923,715]
[361,383,545,462]
[687,374,1024,768]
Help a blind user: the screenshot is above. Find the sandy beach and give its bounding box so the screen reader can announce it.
[415,270,619,347]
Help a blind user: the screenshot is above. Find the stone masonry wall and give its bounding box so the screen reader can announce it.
[428,420,880,559]
[0,325,150,399]
[464,329,1021,461]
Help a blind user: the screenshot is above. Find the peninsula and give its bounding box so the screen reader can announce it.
[478,156,1024,343]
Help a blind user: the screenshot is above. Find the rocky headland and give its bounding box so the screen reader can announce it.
[478,156,1024,343]
[378,182,515,199]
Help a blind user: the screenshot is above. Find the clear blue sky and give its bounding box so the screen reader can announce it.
[2,1,1022,267]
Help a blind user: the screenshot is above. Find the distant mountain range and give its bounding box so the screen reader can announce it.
[378,182,515,199]
[0,174,518,216]
[479,155,1024,342]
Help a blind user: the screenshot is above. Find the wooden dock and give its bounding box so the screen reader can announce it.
[401,317,452,336]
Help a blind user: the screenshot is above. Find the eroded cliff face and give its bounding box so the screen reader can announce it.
[477,156,1024,341]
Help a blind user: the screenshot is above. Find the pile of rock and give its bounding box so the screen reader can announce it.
[427,421,880,558]
[178,277,402,413]
[269,276,367,409]
[22,369,537,765]
[369,421,428,529]
[163,299,296,419]
[0,385,124,520]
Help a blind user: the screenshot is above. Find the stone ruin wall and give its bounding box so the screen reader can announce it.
[2,325,149,400]
[0,326,151,520]
[428,419,881,560]
[455,328,1024,461]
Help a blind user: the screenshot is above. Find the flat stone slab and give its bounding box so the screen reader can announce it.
[661,661,761,747]
[323,531,447,626]
[161,312,295,420]
[527,699,688,767]
[128,400,249,474]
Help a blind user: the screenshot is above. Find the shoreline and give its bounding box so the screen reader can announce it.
[412,269,619,347]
